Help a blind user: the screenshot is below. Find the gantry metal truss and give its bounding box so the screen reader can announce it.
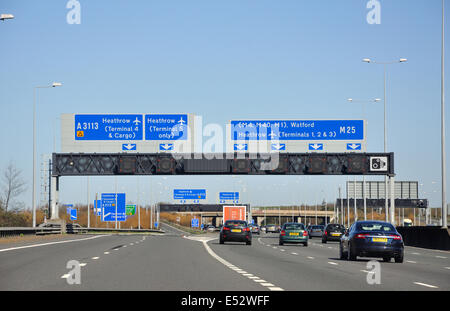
[52,153,394,176]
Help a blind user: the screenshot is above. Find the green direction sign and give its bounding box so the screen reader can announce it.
[126,205,136,216]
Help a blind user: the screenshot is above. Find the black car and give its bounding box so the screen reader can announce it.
[220,220,252,245]
[322,223,346,243]
[340,221,404,263]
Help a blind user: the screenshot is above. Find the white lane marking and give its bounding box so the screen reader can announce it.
[307,256,315,259]
[360,270,370,273]
[272,247,277,249]
[406,260,417,264]
[104,251,110,254]
[436,256,447,259]
[253,279,267,283]
[268,287,284,291]
[79,263,87,267]
[280,249,285,252]
[411,252,421,255]
[61,274,70,279]
[291,252,298,255]
[199,238,284,291]
[328,262,338,265]
[261,283,275,287]
[92,257,99,260]
[413,282,438,289]
[0,235,108,253]
[243,274,254,277]
[445,267,450,270]
[237,270,247,274]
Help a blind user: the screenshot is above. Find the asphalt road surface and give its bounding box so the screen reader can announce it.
[0,223,448,291]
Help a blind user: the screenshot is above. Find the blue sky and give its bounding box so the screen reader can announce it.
[0,0,448,209]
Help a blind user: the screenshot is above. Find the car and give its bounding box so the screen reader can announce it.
[219,220,252,245]
[322,223,346,243]
[266,224,279,233]
[260,226,267,233]
[339,221,404,263]
[279,223,308,246]
[250,225,260,235]
[308,225,325,238]
[206,225,216,232]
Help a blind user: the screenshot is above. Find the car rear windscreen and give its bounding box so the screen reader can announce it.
[284,224,305,230]
[357,223,396,232]
[327,224,345,231]
[225,221,247,227]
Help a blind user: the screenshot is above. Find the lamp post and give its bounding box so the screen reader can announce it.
[363,58,407,224]
[348,98,381,221]
[441,0,447,229]
[32,83,62,227]
[0,14,14,21]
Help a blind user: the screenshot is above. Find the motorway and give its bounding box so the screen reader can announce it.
[0,223,449,291]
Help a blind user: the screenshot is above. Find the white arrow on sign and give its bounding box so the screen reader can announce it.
[235,144,247,150]
[271,144,285,150]
[310,144,323,150]
[347,143,361,150]
[123,144,136,150]
[160,144,173,150]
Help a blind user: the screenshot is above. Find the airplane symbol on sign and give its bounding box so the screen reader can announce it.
[133,118,141,126]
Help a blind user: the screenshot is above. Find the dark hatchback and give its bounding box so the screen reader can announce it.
[322,223,346,243]
[340,221,404,263]
[220,220,252,245]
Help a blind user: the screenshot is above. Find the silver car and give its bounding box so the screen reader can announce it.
[308,225,325,238]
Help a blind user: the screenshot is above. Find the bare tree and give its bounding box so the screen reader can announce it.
[1,161,27,212]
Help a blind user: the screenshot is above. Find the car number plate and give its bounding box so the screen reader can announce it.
[289,232,299,236]
[372,237,387,243]
[331,233,341,237]
[231,229,241,233]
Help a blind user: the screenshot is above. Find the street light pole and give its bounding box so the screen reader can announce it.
[32,83,62,227]
[363,58,407,224]
[441,0,448,229]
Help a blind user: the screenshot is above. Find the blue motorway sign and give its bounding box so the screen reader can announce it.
[219,192,240,201]
[75,114,143,140]
[145,114,188,141]
[271,143,286,151]
[231,120,364,141]
[159,143,174,151]
[191,218,199,228]
[234,144,248,151]
[94,200,102,216]
[101,193,126,222]
[174,189,206,200]
[65,204,73,214]
[122,143,137,151]
[70,208,77,221]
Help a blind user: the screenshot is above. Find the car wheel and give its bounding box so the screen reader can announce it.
[303,242,308,247]
[322,238,327,244]
[339,244,346,260]
[348,244,357,261]
[383,257,391,262]
[279,240,284,246]
[219,237,224,244]
[394,254,404,263]
[309,235,312,239]
[246,241,252,245]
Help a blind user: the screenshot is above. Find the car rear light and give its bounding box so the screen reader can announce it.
[355,234,370,239]
[281,230,286,236]
[389,235,402,241]
[223,227,230,231]
[244,227,250,232]
[325,230,329,235]
[303,231,308,236]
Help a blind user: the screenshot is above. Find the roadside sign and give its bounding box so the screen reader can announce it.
[191,218,199,228]
[223,206,246,223]
[75,114,143,141]
[174,189,206,200]
[70,208,77,221]
[145,114,188,141]
[126,204,136,216]
[101,193,126,222]
[94,200,102,216]
[229,119,366,153]
[219,192,239,201]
